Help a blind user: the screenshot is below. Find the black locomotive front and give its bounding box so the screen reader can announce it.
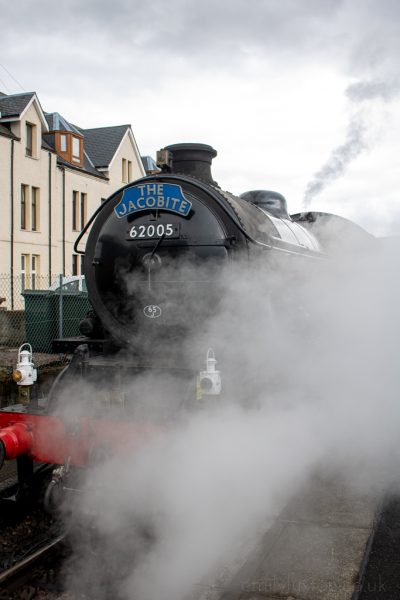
[77,143,321,351]
[0,142,369,504]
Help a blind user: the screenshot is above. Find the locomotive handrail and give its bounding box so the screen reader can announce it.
[75,174,264,257]
[73,195,115,255]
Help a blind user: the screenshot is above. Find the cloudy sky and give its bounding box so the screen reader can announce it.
[1,0,400,235]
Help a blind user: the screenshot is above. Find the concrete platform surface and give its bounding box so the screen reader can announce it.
[195,473,379,600]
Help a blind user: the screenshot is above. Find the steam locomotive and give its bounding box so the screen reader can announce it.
[0,143,370,501]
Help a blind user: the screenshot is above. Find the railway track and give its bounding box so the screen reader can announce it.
[0,534,66,598]
[0,462,66,599]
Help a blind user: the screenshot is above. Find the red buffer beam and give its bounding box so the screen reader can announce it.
[0,412,159,468]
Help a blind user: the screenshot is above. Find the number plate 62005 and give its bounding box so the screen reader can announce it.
[128,223,180,240]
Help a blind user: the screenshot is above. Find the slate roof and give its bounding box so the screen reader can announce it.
[57,155,107,179]
[79,125,130,168]
[0,93,136,179]
[141,155,160,173]
[43,113,124,178]
[0,123,16,139]
[41,137,54,152]
[0,92,34,118]
[46,112,76,132]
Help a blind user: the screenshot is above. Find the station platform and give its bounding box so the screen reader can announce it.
[195,473,380,600]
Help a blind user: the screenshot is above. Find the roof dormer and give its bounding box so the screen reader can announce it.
[54,130,84,167]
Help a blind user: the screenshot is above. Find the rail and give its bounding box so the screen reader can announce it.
[0,533,65,589]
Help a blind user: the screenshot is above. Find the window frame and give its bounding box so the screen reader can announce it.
[31,187,39,231]
[21,253,29,289]
[72,136,81,162]
[72,254,79,276]
[60,134,67,152]
[80,192,87,229]
[21,184,29,230]
[72,190,79,231]
[26,122,34,157]
[31,254,40,290]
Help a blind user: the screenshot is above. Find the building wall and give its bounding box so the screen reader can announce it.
[61,168,110,275]
[107,131,144,192]
[13,103,56,283]
[0,102,145,293]
[0,135,12,274]
[61,130,146,274]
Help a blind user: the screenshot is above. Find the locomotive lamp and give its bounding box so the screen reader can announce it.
[12,343,37,386]
[199,348,221,396]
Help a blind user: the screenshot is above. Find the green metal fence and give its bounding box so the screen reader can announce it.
[0,274,91,354]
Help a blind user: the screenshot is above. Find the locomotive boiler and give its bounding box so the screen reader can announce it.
[0,142,329,500]
[71,143,321,353]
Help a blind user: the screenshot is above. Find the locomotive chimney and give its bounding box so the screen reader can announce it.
[158,143,218,185]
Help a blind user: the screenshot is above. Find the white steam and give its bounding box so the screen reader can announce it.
[63,233,400,599]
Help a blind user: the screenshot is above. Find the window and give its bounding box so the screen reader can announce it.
[21,185,28,230]
[72,254,79,276]
[21,185,40,231]
[21,254,40,289]
[122,158,127,183]
[26,123,35,157]
[72,191,79,231]
[31,187,39,231]
[31,255,40,290]
[56,132,83,165]
[80,193,87,228]
[72,136,80,161]
[72,254,85,276]
[72,191,87,230]
[127,160,132,182]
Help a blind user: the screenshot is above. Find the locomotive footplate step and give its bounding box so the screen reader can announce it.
[195,474,380,600]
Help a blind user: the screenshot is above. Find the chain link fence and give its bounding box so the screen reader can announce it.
[0,273,91,355]
[0,274,92,404]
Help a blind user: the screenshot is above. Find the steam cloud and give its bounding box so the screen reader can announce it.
[59,231,400,600]
[303,77,400,208]
[303,111,367,207]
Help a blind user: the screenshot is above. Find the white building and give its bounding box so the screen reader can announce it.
[0,91,145,305]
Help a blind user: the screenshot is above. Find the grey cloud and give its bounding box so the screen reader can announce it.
[3,0,400,96]
[301,0,400,207]
[2,0,400,77]
[347,0,400,74]
[346,79,400,102]
[0,0,349,114]
[2,0,400,208]
[0,0,344,63]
